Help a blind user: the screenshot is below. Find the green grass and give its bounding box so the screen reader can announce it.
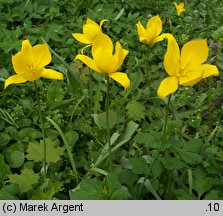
[0,0,223,200]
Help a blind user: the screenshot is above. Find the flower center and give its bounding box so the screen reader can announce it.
[176,59,186,77]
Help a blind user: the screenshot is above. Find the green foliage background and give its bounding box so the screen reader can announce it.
[0,0,223,200]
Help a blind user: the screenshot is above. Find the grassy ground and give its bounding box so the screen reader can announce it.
[0,0,223,200]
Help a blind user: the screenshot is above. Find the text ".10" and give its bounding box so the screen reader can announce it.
[207,203,220,212]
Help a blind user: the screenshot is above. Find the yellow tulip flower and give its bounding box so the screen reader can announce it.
[75,33,130,89]
[4,39,64,88]
[136,15,169,45]
[174,2,186,16]
[72,18,108,45]
[157,35,219,98]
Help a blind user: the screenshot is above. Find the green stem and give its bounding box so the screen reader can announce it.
[162,95,171,144]
[34,81,47,181]
[46,117,78,184]
[105,75,111,168]
[137,95,171,199]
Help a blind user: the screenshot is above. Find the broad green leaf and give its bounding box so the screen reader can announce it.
[65,130,79,148]
[5,150,25,168]
[174,189,193,200]
[166,136,181,152]
[18,128,42,140]
[31,180,64,200]
[0,133,10,149]
[92,110,118,129]
[119,169,138,188]
[0,184,19,200]
[105,174,130,199]
[70,178,105,200]
[47,80,65,103]
[26,138,65,163]
[162,157,186,170]
[182,139,203,152]
[134,131,161,148]
[8,168,39,193]
[0,189,17,200]
[204,190,222,200]
[70,175,130,200]
[151,160,164,177]
[192,168,212,199]
[126,100,145,121]
[129,158,148,174]
[0,154,11,180]
[180,151,202,164]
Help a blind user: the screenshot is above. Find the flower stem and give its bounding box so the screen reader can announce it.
[46,117,79,184]
[34,81,47,181]
[162,95,172,145]
[105,75,111,168]
[137,95,171,199]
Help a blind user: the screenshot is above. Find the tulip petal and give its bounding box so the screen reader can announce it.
[22,69,43,81]
[81,44,92,54]
[4,74,27,88]
[114,42,129,70]
[75,54,102,73]
[164,35,180,76]
[109,72,130,89]
[94,47,116,74]
[83,24,100,42]
[21,39,32,53]
[41,69,64,80]
[32,44,52,68]
[12,52,30,74]
[92,34,116,74]
[146,15,163,44]
[157,76,178,98]
[181,39,208,71]
[136,21,146,43]
[86,18,98,26]
[99,19,108,27]
[123,48,129,59]
[145,21,158,44]
[21,39,32,68]
[92,33,113,56]
[146,15,162,37]
[72,33,91,44]
[201,64,219,78]
[179,70,204,86]
[174,2,185,16]
[179,64,219,86]
[152,33,171,43]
